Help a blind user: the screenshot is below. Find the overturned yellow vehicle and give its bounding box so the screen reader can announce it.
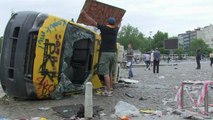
[0,11,123,99]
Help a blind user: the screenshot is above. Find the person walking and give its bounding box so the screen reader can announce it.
[81,10,120,96]
[145,52,151,70]
[153,48,161,74]
[150,50,154,66]
[126,43,134,79]
[167,55,171,63]
[196,49,201,69]
[209,51,213,67]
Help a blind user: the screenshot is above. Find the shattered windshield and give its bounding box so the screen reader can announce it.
[60,23,94,80]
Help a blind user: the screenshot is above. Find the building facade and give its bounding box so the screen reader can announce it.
[178,31,191,53]
[183,32,190,52]
[197,24,213,48]
[178,33,184,45]
[178,24,213,53]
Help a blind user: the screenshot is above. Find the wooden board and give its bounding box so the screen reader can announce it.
[77,0,126,26]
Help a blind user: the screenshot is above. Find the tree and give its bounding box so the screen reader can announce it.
[117,24,148,52]
[189,39,209,56]
[205,47,213,57]
[174,44,184,54]
[152,31,169,54]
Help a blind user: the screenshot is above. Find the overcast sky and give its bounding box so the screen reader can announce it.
[0,0,213,37]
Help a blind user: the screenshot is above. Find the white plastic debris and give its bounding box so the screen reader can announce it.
[110,114,117,119]
[154,110,163,117]
[158,76,165,79]
[119,78,139,84]
[0,86,6,98]
[114,101,140,117]
[181,112,192,119]
[38,107,50,111]
[31,117,47,120]
[166,107,173,114]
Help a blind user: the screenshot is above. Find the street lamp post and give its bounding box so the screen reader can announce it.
[149,31,152,50]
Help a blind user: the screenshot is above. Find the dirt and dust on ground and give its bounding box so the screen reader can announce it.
[1,61,213,120]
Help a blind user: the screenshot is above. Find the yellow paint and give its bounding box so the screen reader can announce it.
[91,35,123,88]
[40,118,48,120]
[33,14,103,98]
[140,109,155,114]
[91,74,103,89]
[33,15,68,99]
[91,34,103,89]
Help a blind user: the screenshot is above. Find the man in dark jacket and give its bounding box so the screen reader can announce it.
[153,48,161,73]
[196,49,201,69]
[81,10,120,96]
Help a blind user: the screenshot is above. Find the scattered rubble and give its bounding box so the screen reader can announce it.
[52,104,103,119]
[162,98,175,105]
[0,86,7,105]
[2,63,213,119]
[31,117,48,120]
[139,97,147,101]
[119,78,139,84]
[38,107,50,111]
[158,76,165,79]
[0,90,6,99]
[154,110,163,117]
[140,109,155,114]
[125,93,134,98]
[0,95,9,105]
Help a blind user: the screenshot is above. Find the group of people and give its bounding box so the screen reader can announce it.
[126,45,161,79]
[81,10,161,97]
[81,10,212,98]
[195,49,213,69]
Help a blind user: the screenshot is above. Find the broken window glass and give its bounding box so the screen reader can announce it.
[51,23,95,99]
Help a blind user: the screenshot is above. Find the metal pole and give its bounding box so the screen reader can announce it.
[85,82,93,118]
[169,50,174,66]
[181,82,184,109]
[149,31,152,50]
[204,90,209,113]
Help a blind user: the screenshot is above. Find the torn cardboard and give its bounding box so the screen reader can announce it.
[78,0,126,26]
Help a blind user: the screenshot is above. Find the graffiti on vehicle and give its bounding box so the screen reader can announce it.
[54,34,62,55]
[33,17,67,98]
[45,19,66,33]
[37,34,62,97]
[38,31,45,49]
[36,77,54,97]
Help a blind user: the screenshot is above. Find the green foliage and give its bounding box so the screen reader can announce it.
[189,39,209,56]
[151,31,169,54]
[118,25,174,54]
[174,44,184,54]
[152,31,168,49]
[118,24,212,56]
[117,24,148,52]
[205,47,213,56]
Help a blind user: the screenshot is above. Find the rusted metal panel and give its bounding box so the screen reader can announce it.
[78,0,126,26]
